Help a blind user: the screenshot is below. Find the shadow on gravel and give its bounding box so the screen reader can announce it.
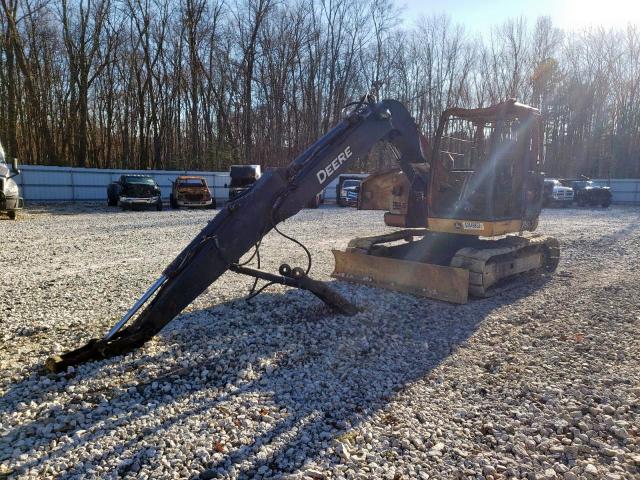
[1,275,550,478]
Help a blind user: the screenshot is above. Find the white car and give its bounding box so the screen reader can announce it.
[544,179,574,207]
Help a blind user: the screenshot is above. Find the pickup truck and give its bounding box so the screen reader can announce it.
[170,176,215,209]
[543,178,574,207]
[560,179,612,207]
[107,175,163,211]
[228,165,261,201]
[337,178,362,207]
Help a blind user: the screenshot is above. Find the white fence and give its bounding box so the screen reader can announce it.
[592,179,640,205]
[13,165,354,203]
[13,165,640,205]
[14,165,230,203]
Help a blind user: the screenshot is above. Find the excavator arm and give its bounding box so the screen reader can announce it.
[45,99,427,373]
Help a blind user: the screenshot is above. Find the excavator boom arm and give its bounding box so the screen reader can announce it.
[46,99,426,372]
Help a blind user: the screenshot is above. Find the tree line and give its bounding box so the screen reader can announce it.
[1,0,639,178]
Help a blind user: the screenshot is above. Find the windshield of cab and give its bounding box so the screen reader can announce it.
[178,178,206,187]
[343,180,360,189]
[125,176,156,185]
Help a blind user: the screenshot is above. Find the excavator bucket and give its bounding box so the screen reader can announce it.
[332,250,470,304]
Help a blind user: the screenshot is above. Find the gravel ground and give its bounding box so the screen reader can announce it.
[1,203,639,480]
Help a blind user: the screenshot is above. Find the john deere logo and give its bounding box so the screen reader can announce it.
[316,146,353,185]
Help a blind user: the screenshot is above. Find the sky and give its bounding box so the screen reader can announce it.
[400,0,640,33]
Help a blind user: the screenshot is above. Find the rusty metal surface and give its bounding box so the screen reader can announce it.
[359,168,409,212]
[451,234,559,297]
[175,175,207,180]
[439,98,540,124]
[346,229,430,252]
[173,176,212,204]
[229,263,359,316]
[332,250,469,304]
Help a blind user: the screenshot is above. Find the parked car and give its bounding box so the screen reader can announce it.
[228,165,261,200]
[543,178,574,207]
[560,178,612,207]
[107,175,163,210]
[170,176,215,209]
[0,141,23,220]
[337,178,362,207]
[306,190,325,208]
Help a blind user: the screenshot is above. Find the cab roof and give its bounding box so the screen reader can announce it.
[442,99,540,123]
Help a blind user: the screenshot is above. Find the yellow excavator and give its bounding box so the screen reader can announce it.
[46,96,558,372]
[332,99,558,304]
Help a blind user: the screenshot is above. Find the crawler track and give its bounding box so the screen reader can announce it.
[450,235,560,297]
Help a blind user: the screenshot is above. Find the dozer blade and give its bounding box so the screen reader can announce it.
[331,250,469,304]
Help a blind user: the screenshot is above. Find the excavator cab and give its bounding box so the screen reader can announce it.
[427,100,544,235]
[375,99,544,234]
[333,100,557,303]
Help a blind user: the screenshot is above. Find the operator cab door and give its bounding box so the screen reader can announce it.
[429,117,495,220]
[428,113,538,226]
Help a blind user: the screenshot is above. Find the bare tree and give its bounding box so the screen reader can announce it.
[60,0,114,166]
[235,0,273,163]
[1,0,58,163]
[0,0,639,177]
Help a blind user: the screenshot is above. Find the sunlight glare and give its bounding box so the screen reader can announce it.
[559,0,640,29]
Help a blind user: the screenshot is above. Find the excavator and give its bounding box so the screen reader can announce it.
[332,99,559,303]
[45,97,558,373]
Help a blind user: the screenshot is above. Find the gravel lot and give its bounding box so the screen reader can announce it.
[1,203,639,480]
